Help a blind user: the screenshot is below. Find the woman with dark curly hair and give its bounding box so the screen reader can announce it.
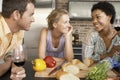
[82,1,120,66]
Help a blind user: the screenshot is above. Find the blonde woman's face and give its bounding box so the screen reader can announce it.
[54,14,71,34]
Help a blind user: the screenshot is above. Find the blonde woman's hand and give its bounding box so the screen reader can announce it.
[68,25,73,34]
[64,25,73,39]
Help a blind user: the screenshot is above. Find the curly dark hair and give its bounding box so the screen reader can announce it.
[91,1,116,24]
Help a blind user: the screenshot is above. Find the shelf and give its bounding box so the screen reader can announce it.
[74,55,82,61]
[74,53,82,55]
[73,47,82,49]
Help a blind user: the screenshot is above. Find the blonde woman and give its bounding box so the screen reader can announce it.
[38,9,74,62]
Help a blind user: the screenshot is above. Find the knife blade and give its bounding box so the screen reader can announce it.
[48,61,66,75]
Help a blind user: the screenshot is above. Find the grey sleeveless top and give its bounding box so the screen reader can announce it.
[46,30,65,58]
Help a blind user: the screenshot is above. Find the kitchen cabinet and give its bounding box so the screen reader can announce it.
[73,42,82,61]
[73,44,82,55]
[56,0,68,9]
[35,0,55,8]
[69,0,120,19]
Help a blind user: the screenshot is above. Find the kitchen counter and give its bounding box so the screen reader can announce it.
[1,61,119,80]
[0,61,85,80]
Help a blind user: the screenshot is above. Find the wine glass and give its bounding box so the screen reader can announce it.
[12,45,26,66]
[113,16,120,31]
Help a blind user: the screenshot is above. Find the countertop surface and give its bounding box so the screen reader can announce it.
[0,61,85,80]
[1,61,119,80]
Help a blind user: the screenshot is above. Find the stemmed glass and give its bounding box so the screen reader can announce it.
[113,16,120,31]
[12,45,26,66]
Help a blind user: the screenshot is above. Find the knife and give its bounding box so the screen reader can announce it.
[48,61,66,75]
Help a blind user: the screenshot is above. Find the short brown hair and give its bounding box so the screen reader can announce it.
[47,9,68,30]
[2,0,35,18]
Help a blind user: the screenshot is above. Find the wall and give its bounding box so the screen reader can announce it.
[24,8,53,60]
[24,8,53,48]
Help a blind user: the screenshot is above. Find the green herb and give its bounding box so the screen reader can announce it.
[86,61,110,80]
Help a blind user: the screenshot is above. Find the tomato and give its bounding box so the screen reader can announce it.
[32,58,46,72]
[44,56,56,68]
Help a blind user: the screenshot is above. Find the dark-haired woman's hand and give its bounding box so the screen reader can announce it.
[112,45,120,56]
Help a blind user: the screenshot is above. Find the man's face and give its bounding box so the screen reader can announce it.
[18,3,35,31]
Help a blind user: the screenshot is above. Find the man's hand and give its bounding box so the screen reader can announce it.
[10,66,26,80]
[5,55,12,63]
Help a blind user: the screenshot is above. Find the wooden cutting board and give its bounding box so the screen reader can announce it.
[35,61,118,78]
[35,61,63,77]
[35,68,117,78]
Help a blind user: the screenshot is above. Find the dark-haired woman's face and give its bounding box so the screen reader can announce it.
[91,9,111,32]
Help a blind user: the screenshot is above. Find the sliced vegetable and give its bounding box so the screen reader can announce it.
[86,61,109,80]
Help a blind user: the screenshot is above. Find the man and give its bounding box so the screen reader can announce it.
[0,0,35,79]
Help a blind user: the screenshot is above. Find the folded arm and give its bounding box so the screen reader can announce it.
[0,56,12,77]
[64,26,74,61]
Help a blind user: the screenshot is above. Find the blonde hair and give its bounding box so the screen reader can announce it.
[47,9,68,30]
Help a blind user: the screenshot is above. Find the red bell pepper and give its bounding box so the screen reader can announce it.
[44,56,56,68]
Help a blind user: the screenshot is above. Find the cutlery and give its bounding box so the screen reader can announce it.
[48,61,66,75]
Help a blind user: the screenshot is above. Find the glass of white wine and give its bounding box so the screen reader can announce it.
[12,45,26,66]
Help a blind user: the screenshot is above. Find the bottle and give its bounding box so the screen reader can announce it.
[73,30,79,45]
